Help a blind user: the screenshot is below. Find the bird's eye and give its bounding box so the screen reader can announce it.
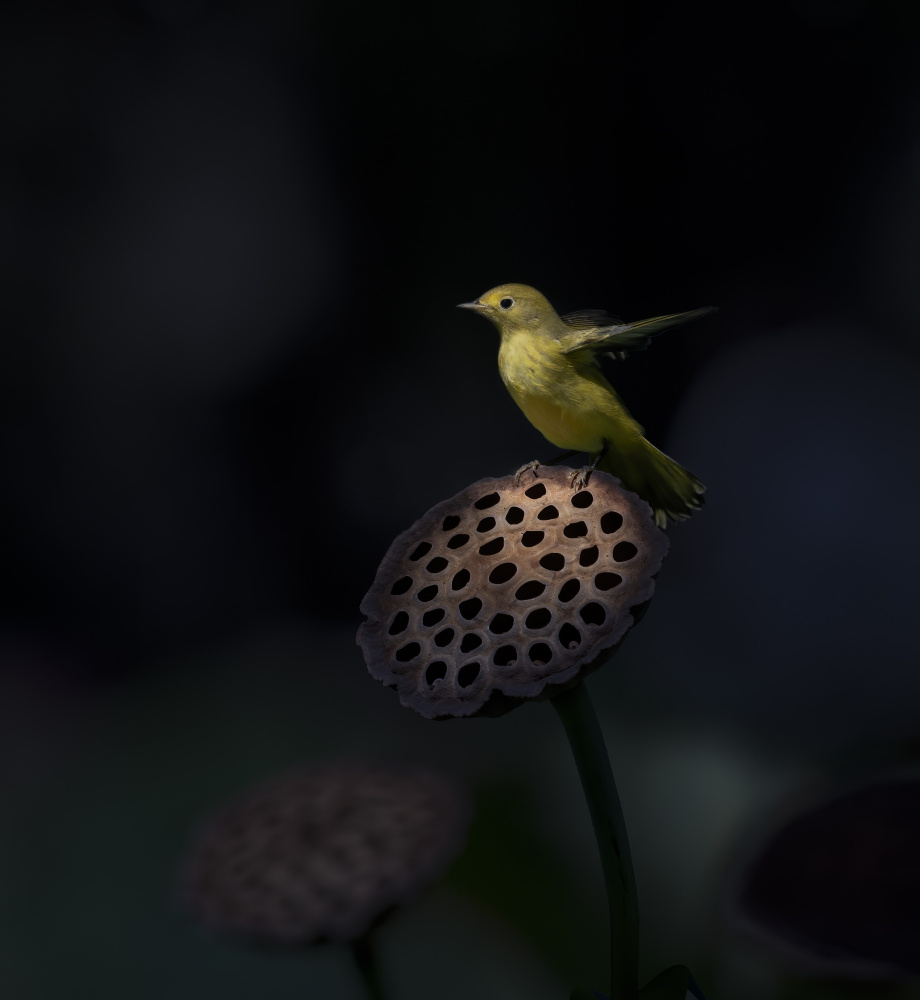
[499,297,514,310]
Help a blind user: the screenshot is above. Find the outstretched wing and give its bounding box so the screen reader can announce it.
[558,309,622,330]
[559,306,717,361]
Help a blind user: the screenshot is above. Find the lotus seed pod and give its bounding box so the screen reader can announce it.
[181,759,472,946]
[732,770,920,980]
[358,467,669,719]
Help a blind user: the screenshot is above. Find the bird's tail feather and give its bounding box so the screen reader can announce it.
[598,437,705,529]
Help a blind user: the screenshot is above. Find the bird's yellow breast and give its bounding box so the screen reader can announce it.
[497,330,635,454]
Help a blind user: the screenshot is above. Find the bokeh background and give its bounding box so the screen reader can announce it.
[3,1,920,997]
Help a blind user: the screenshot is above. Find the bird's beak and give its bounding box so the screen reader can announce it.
[457,299,485,311]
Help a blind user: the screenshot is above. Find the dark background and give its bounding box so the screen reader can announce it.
[3,1,920,998]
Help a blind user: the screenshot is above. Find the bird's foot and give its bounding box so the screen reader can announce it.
[514,460,541,487]
[569,465,594,490]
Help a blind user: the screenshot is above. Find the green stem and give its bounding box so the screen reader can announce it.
[351,933,386,1000]
[552,679,639,1000]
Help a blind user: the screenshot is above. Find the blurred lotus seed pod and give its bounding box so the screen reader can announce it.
[730,766,920,980]
[181,758,472,946]
[358,467,668,719]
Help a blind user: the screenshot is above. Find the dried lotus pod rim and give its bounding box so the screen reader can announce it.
[358,467,668,719]
[180,758,472,948]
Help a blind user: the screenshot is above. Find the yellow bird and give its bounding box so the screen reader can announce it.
[458,283,715,528]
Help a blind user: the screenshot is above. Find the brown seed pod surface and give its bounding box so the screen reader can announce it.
[181,759,471,946]
[358,466,669,719]
[730,768,920,980]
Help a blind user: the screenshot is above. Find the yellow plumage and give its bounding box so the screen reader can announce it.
[458,283,715,528]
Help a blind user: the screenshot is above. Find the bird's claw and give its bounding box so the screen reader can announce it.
[514,460,541,487]
[569,466,593,490]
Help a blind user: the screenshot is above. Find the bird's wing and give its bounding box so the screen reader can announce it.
[559,306,717,361]
[558,309,622,330]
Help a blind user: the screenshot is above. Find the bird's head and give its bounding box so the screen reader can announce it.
[457,283,559,337]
